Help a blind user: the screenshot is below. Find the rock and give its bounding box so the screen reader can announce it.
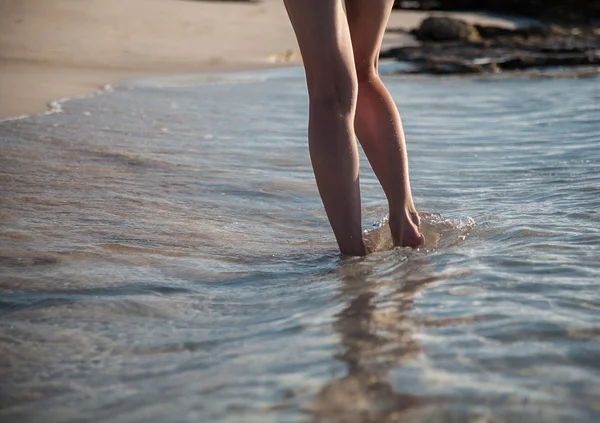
[496,53,600,70]
[414,58,500,75]
[382,20,600,76]
[415,16,481,42]
[474,25,553,39]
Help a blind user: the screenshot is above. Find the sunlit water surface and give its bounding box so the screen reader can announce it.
[1,66,599,423]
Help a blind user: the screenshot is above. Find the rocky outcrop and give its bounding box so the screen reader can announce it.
[381,16,600,76]
[415,16,481,42]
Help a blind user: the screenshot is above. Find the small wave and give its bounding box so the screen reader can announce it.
[363,212,476,252]
[0,84,115,123]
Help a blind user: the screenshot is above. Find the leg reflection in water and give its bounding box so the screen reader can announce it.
[309,256,445,422]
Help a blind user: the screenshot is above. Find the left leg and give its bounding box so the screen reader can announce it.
[283,0,366,256]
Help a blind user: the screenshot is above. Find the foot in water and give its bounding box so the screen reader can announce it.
[389,207,424,248]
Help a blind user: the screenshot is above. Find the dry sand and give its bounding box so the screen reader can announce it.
[0,0,528,119]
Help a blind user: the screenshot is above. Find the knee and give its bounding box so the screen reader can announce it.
[305,66,358,117]
[355,63,380,86]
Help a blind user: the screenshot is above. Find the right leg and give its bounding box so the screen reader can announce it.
[283,0,366,256]
[346,0,423,248]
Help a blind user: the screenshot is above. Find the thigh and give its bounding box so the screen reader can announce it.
[283,0,356,94]
[344,0,394,78]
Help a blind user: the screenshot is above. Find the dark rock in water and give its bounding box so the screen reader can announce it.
[413,58,501,75]
[474,25,553,39]
[496,53,600,70]
[415,16,481,42]
[382,16,600,76]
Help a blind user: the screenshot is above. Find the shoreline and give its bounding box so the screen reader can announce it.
[0,0,534,119]
[0,57,300,120]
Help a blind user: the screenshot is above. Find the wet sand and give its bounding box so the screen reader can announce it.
[0,0,529,119]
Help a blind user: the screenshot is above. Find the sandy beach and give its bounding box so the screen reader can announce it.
[0,0,526,119]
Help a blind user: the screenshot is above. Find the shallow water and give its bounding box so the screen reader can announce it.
[1,66,599,422]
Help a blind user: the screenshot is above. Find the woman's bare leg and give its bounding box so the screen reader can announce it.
[346,0,424,248]
[283,0,366,256]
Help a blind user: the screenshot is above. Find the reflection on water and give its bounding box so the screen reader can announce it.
[310,257,437,423]
[1,67,599,422]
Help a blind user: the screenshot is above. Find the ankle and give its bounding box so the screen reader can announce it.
[389,204,420,226]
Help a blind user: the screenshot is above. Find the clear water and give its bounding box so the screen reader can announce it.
[1,66,599,423]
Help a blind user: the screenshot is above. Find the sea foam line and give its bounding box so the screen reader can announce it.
[0,84,115,123]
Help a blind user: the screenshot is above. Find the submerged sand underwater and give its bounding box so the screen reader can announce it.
[1,67,599,422]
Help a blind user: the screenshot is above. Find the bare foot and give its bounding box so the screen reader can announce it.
[389,207,424,248]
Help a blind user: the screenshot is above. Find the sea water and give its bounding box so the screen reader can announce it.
[1,66,599,422]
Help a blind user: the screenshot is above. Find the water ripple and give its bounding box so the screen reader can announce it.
[0,70,599,422]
